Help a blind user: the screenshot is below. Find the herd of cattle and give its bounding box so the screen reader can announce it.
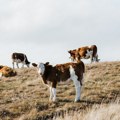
[1,45,99,102]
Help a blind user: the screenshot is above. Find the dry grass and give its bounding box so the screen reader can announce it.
[0,61,120,120]
[55,101,120,120]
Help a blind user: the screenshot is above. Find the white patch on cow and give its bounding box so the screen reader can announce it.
[85,50,93,59]
[13,59,22,63]
[69,66,81,102]
[38,63,45,75]
[51,88,56,102]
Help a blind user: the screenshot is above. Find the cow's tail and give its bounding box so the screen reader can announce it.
[77,61,85,86]
[81,61,85,73]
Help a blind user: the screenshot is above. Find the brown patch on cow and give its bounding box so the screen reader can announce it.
[42,63,57,88]
[0,65,17,77]
[77,46,90,58]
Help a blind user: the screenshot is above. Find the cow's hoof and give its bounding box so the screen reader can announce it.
[74,99,80,102]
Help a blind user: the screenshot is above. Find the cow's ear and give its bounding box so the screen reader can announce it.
[45,62,49,65]
[68,50,71,53]
[32,63,37,67]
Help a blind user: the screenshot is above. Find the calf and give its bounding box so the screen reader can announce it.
[32,61,85,102]
[68,45,99,63]
[12,52,30,68]
[0,65,16,77]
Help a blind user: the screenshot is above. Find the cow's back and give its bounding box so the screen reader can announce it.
[12,53,25,61]
[56,61,85,81]
[55,63,71,82]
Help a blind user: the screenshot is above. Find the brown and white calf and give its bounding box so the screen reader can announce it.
[68,45,99,63]
[32,61,85,102]
[12,53,30,69]
[0,65,16,77]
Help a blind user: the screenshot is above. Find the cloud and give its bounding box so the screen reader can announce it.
[0,0,120,45]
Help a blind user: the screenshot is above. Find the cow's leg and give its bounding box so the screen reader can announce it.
[49,87,53,101]
[12,62,15,69]
[22,55,26,68]
[51,88,56,102]
[95,54,99,62]
[90,54,93,63]
[73,78,81,102]
[22,62,25,68]
[92,57,95,62]
[70,66,81,102]
[86,50,93,63]
[16,62,19,68]
[50,82,57,102]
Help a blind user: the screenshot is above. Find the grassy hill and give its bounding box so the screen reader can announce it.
[0,61,120,120]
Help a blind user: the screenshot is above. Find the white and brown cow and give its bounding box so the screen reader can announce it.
[32,61,85,102]
[68,45,100,63]
[12,52,30,69]
[0,65,16,77]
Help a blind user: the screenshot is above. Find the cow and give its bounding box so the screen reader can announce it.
[32,61,85,102]
[0,65,16,77]
[12,52,30,69]
[68,45,100,63]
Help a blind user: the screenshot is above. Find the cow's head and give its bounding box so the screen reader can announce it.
[68,49,77,62]
[74,51,81,62]
[26,61,30,67]
[32,62,49,75]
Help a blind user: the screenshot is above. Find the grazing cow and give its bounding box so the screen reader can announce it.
[12,53,30,69]
[32,61,85,102]
[68,45,99,63]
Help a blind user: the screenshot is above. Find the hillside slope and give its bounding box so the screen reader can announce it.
[0,61,120,120]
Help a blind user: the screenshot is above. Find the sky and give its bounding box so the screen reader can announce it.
[0,0,120,67]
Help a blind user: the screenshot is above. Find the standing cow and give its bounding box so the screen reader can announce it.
[12,52,30,69]
[68,45,100,63]
[32,61,85,102]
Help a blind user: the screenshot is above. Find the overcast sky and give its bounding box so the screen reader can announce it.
[0,0,120,67]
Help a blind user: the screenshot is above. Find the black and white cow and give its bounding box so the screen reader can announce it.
[32,61,85,102]
[12,52,30,69]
